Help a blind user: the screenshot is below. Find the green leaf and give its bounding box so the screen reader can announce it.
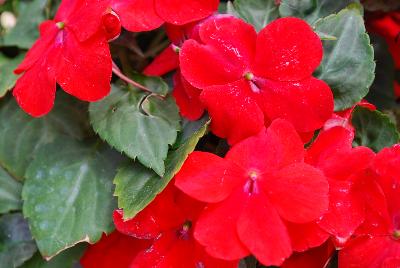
[22,137,118,258]
[0,53,24,97]
[89,84,180,176]
[314,5,375,111]
[0,213,37,268]
[352,107,400,152]
[279,0,357,24]
[2,0,47,49]
[366,34,396,109]
[114,121,209,220]
[227,0,279,31]
[131,74,170,97]
[0,167,21,214]
[20,244,86,268]
[0,93,91,181]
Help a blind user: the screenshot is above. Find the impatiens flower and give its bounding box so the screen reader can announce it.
[113,185,237,268]
[179,16,334,144]
[13,0,119,116]
[281,241,335,268]
[339,145,400,268]
[175,119,329,266]
[80,231,151,268]
[306,126,375,246]
[111,0,219,32]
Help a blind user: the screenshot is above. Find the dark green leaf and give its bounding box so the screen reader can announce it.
[114,121,209,219]
[352,107,400,152]
[0,213,37,268]
[0,167,21,214]
[2,0,47,49]
[0,53,24,97]
[89,84,180,176]
[0,93,91,180]
[314,5,375,110]
[279,0,357,24]
[20,244,86,268]
[131,74,169,96]
[227,0,279,31]
[23,137,118,258]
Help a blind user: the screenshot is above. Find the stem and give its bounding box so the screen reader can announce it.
[112,62,153,94]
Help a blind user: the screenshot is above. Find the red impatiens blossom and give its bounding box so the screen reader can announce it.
[305,126,375,247]
[281,241,335,268]
[80,231,151,268]
[113,185,237,268]
[339,145,400,268]
[179,16,334,144]
[111,0,219,32]
[175,119,329,266]
[13,0,120,117]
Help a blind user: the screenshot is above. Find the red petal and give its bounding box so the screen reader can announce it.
[383,258,400,268]
[13,57,57,117]
[256,77,333,133]
[80,232,150,268]
[318,180,365,246]
[112,0,163,32]
[237,192,292,266]
[254,17,323,81]
[285,221,329,252]
[143,46,180,76]
[266,163,329,223]
[180,16,256,88]
[175,152,243,203]
[339,236,400,268]
[194,190,250,261]
[226,119,304,172]
[200,80,265,144]
[172,72,205,121]
[155,0,219,25]
[56,31,111,101]
[15,21,58,74]
[282,241,335,268]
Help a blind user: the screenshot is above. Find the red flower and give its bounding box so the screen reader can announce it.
[113,185,237,268]
[179,16,334,144]
[306,126,375,246]
[80,231,151,268]
[281,241,335,268]
[175,119,329,266]
[339,145,400,267]
[111,0,219,32]
[13,0,118,116]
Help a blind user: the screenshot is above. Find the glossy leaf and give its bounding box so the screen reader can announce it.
[89,84,180,176]
[314,5,375,110]
[352,107,400,152]
[0,166,21,214]
[0,53,24,97]
[0,93,91,181]
[227,0,279,31]
[23,137,119,258]
[114,121,209,220]
[0,213,37,267]
[279,0,357,24]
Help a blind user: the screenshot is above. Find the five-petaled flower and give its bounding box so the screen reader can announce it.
[175,119,330,266]
[179,16,334,144]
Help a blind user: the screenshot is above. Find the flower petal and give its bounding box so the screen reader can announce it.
[281,241,335,268]
[175,152,243,203]
[254,17,323,81]
[256,77,333,133]
[200,80,265,144]
[285,221,329,252]
[194,190,250,260]
[56,31,111,101]
[237,192,292,266]
[266,163,329,223]
[143,46,180,76]
[226,119,304,172]
[155,0,219,25]
[13,57,57,117]
[111,0,163,32]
